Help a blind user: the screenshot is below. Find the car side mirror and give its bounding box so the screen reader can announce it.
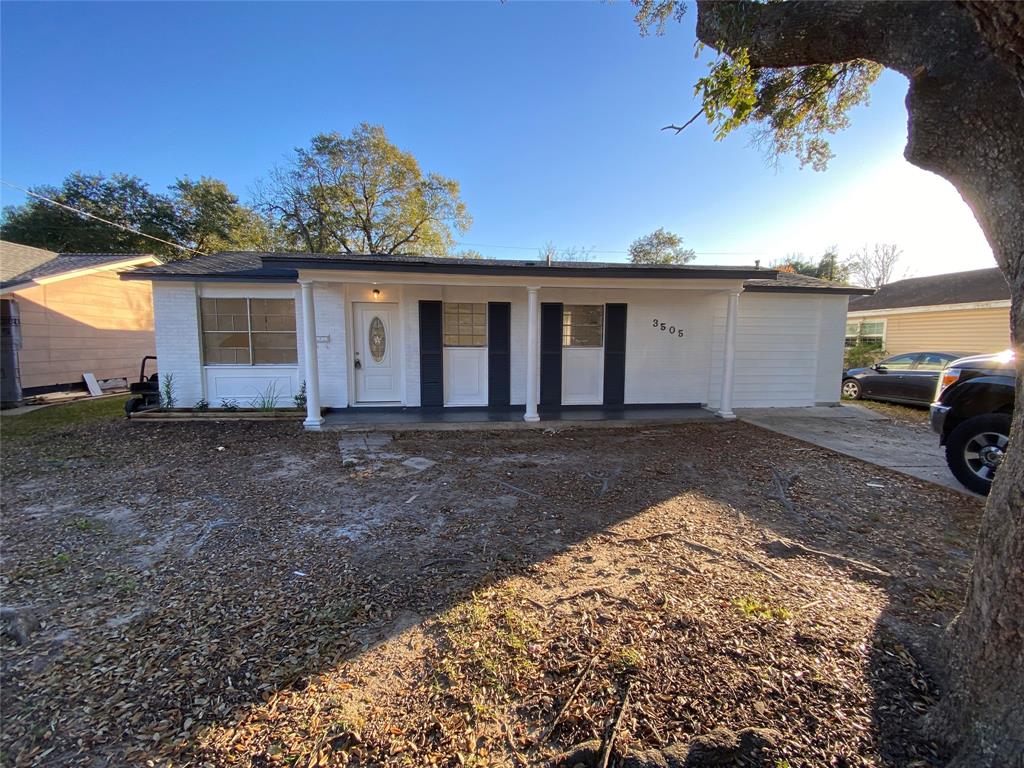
[874,364,887,372]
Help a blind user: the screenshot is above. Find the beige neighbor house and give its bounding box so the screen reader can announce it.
[0,241,160,404]
[845,267,1011,356]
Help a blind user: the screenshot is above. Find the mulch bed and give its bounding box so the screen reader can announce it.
[1,416,981,767]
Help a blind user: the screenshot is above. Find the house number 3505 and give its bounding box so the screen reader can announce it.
[652,319,685,338]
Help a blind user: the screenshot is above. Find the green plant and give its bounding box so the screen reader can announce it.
[614,645,644,672]
[220,398,239,411]
[734,596,793,622]
[844,340,886,371]
[70,516,102,532]
[253,382,281,411]
[193,398,210,412]
[293,380,307,409]
[160,373,176,409]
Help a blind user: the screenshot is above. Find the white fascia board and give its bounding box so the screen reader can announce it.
[847,299,1011,318]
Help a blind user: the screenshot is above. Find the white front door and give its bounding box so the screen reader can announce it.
[353,303,402,403]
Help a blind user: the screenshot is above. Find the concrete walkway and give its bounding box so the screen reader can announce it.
[321,405,719,432]
[736,404,978,496]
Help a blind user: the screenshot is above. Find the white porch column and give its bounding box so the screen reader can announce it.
[299,279,324,431]
[718,289,740,420]
[524,286,541,422]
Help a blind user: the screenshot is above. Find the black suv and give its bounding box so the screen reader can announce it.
[930,350,1016,494]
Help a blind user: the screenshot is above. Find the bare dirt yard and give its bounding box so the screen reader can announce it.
[1,401,982,767]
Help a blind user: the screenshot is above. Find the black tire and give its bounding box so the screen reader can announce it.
[841,378,862,400]
[944,413,1011,495]
[125,397,141,417]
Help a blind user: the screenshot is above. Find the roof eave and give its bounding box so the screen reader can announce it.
[260,255,774,281]
[744,285,875,296]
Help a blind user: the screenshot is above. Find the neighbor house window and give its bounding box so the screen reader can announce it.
[443,302,486,346]
[845,319,884,348]
[201,298,297,365]
[563,305,604,347]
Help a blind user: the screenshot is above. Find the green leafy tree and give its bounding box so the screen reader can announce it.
[0,172,178,256]
[774,246,850,283]
[1,172,270,260]
[634,3,1023,764]
[171,177,275,254]
[255,123,471,256]
[628,228,695,264]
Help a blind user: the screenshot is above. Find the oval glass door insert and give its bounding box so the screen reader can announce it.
[369,316,386,362]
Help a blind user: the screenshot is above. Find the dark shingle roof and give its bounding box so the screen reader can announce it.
[121,252,874,294]
[1,240,157,289]
[848,267,1009,311]
[744,271,874,296]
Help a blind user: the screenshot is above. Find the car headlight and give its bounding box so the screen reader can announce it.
[937,368,962,398]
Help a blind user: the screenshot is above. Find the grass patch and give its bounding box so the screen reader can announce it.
[440,589,541,699]
[1,396,129,443]
[733,596,793,622]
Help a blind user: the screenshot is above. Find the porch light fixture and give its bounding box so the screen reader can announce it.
[372,288,381,299]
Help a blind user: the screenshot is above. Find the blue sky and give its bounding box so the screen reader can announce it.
[1,1,994,276]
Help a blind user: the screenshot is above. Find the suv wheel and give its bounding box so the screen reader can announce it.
[945,413,1011,495]
[842,379,862,400]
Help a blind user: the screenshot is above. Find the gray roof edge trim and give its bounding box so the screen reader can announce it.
[120,271,298,283]
[259,256,773,280]
[743,285,875,296]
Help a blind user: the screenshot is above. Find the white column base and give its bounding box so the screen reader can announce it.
[717,410,736,420]
[303,417,325,431]
[524,413,541,422]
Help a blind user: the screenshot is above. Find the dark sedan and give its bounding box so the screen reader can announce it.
[842,351,977,406]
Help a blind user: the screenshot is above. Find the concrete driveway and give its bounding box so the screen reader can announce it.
[737,404,979,497]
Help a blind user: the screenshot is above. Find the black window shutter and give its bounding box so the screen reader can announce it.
[487,302,511,408]
[540,302,563,408]
[603,303,627,406]
[419,300,443,407]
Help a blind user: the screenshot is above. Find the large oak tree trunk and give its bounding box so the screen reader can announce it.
[695,3,1023,766]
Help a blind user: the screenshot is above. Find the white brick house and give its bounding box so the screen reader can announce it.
[122,253,871,429]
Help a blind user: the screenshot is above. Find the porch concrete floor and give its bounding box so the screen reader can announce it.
[321,405,719,431]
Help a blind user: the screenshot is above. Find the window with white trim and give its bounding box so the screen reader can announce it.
[443,302,486,347]
[563,305,604,347]
[845,319,884,348]
[200,298,297,365]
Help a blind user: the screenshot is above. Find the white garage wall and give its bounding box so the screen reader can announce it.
[707,292,845,409]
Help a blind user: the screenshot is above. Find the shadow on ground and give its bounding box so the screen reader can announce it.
[0,416,981,766]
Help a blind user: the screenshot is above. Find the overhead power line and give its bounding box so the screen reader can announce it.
[0,179,207,257]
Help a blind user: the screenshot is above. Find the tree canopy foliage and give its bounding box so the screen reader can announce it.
[254,123,470,256]
[0,173,273,259]
[628,228,695,265]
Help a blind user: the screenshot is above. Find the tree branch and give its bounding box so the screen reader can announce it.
[695,0,926,74]
[662,108,704,135]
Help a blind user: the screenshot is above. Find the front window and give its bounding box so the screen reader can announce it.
[443,303,486,347]
[845,319,884,348]
[563,305,604,347]
[201,297,297,365]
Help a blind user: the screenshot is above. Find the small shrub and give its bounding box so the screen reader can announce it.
[193,399,210,412]
[254,382,281,411]
[160,373,176,409]
[294,381,307,409]
[220,398,240,411]
[844,341,886,371]
[614,645,644,672]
